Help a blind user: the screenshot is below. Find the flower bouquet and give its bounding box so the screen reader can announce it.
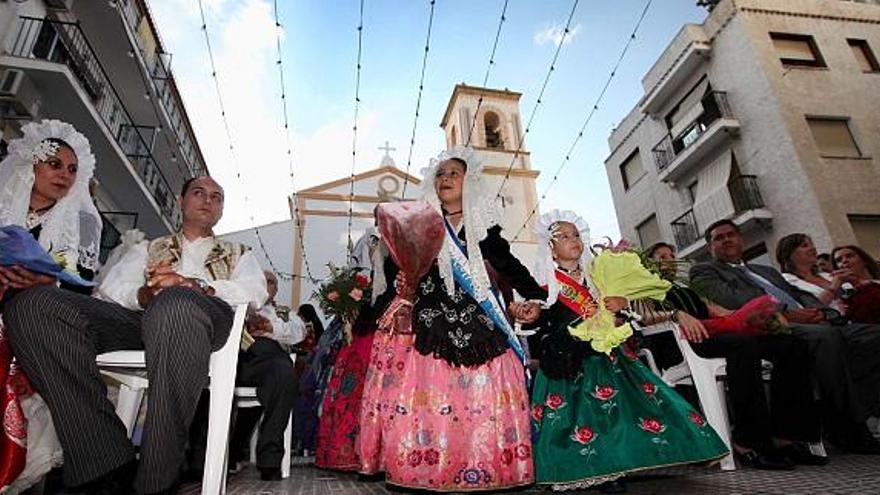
[313,263,371,325]
[569,247,671,354]
[375,201,445,334]
[702,295,790,336]
[0,225,93,295]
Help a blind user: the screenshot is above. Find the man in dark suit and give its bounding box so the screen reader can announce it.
[690,219,880,454]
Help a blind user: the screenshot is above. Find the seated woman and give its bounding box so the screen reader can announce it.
[776,233,849,313]
[528,211,728,492]
[832,245,880,324]
[0,120,101,492]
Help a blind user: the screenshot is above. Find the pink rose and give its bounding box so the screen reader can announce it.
[531,404,544,422]
[545,394,565,411]
[327,291,339,301]
[592,385,617,401]
[571,426,597,445]
[349,287,363,301]
[639,417,666,434]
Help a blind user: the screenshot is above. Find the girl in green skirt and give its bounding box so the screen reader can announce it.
[528,210,728,491]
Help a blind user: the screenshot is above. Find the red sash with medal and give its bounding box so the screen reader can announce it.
[553,269,599,320]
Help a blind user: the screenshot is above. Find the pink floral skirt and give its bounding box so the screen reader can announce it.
[356,331,533,492]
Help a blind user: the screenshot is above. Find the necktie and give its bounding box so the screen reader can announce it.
[737,264,803,310]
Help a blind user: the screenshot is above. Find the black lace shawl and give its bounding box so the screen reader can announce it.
[378,225,545,368]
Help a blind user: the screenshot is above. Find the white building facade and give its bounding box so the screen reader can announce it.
[1,0,206,261]
[605,0,880,265]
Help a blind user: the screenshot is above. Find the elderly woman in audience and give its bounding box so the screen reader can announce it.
[776,234,849,313]
[832,245,880,324]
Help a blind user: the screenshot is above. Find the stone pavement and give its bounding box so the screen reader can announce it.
[180,455,880,494]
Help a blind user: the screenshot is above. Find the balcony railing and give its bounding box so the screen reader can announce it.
[652,91,734,171]
[8,16,181,230]
[671,209,700,251]
[117,0,205,177]
[729,175,765,213]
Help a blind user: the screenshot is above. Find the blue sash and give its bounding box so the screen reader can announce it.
[444,221,525,363]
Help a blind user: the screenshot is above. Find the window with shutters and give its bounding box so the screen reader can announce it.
[806,117,862,158]
[770,32,826,68]
[620,149,646,190]
[636,215,662,248]
[848,39,880,73]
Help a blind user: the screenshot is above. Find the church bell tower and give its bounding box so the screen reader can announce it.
[440,84,541,265]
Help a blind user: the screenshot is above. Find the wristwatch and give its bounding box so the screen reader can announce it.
[193,278,211,293]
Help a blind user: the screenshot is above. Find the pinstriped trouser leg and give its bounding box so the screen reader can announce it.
[135,287,233,494]
[4,286,143,487]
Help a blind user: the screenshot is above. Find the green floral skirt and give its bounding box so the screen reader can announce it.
[531,346,728,491]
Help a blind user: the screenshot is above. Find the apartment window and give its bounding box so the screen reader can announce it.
[636,214,662,248]
[743,243,771,265]
[687,181,699,204]
[620,149,646,190]
[848,39,880,72]
[770,32,826,68]
[848,215,880,259]
[806,117,862,158]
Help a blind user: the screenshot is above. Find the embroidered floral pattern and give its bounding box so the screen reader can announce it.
[531,404,544,423]
[545,394,566,411]
[571,425,598,458]
[418,308,443,327]
[448,328,473,348]
[591,384,618,414]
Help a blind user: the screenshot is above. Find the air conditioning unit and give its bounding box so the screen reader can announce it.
[44,0,75,12]
[0,69,42,120]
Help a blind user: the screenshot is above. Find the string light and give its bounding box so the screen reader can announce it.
[464,0,509,147]
[494,0,580,200]
[512,0,655,242]
[197,0,299,281]
[346,0,366,254]
[401,0,437,197]
[272,0,319,283]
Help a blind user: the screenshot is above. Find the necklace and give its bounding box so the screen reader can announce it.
[557,265,581,275]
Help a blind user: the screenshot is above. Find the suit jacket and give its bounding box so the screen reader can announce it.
[689,259,822,310]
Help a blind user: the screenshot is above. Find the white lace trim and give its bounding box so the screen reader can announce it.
[533,209,596,305]
[550,473,625,492]
[419,146,501,303]
[0,120,101,271]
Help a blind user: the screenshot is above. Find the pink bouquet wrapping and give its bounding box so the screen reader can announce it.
[375,201,445,334]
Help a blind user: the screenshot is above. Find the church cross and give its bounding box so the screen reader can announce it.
[378,141,396,155]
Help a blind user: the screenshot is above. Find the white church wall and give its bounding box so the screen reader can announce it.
[220,219,294,306]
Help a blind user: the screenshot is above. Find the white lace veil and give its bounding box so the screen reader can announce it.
[0,120,101,271]
[420,146,502,302]
[533,209,595,305]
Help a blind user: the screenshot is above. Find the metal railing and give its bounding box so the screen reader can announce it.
[671,209,700,251]
[116,0,205,177]
[8,16,181,230]
[729,175,765,213]
[652,91,734,171]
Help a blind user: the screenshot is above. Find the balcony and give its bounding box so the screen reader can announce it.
[670,175,773,258]
[640,24,712,115]
[652,91,740,184]
[2,16,181,234]
[99,211,138,263]
[114,0,206,178]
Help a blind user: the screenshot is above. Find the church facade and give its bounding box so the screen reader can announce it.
[227,84,543,311]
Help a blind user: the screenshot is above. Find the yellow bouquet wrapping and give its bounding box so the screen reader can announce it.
[569,251,672,354]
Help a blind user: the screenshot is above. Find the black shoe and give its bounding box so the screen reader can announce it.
[69,460,137,495]
[259,467,282,481]
[598,479,627,493]
[776,444,830,466]
[734,449,795,470]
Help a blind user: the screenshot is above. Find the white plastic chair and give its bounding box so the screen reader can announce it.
[97,303,248,495]
[234,352,296,479]
[639,321,827,470]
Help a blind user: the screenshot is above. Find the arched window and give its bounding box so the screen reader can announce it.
[450,126,458,147]
[484,112,504,149]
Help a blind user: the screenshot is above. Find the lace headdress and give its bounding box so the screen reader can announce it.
[0,119,101,271]
[420,146,502,302]
[534,209,595,305]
